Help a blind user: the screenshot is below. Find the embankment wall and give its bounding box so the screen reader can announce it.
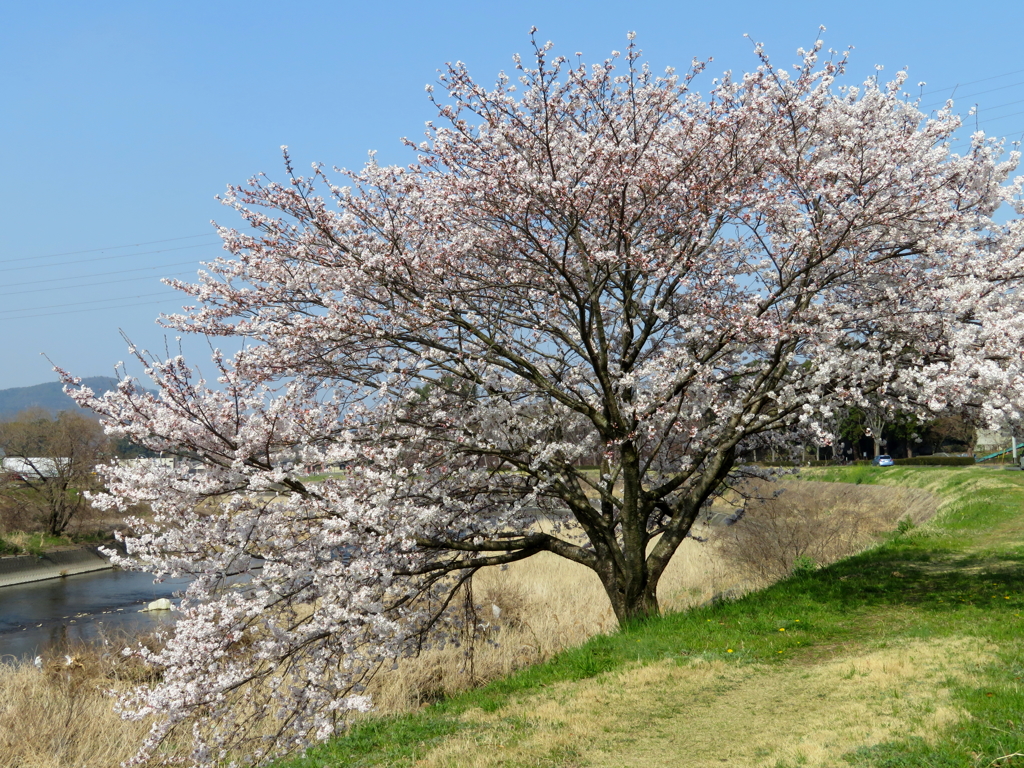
[0,546,119,588]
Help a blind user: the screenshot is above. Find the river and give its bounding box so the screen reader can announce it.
[0,568,191,661]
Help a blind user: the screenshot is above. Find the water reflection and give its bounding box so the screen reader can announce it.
[0,568,191,661]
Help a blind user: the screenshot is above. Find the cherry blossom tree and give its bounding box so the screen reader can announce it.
[62,31,1024,766]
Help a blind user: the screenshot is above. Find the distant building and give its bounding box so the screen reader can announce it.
[122,457,176,470]
[1,457,65,479]
[975,429,1020,459]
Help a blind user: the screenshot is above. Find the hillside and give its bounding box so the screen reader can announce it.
[0,377,118,420]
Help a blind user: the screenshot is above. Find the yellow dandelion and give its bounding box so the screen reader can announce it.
[779,628,786,632]
[727,649,734,653]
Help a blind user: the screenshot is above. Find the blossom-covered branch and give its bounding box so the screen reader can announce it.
[63,31,1023,766]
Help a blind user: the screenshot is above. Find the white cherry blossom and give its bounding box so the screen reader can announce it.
[62,34,1023,767]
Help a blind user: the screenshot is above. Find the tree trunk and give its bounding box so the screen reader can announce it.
[600,568,661,625]
[47,491,69,537]
[605,443,662,624]
[864,409,888,458]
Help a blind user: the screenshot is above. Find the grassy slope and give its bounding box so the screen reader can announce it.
[280,466,1024,768]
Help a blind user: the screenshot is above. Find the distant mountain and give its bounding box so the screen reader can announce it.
[0,377,120,420]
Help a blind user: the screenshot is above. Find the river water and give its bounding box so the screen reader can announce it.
[0,568,191,661]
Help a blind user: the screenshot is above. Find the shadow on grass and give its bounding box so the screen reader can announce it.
[781,544,1024,614]
[285,537,1024,768]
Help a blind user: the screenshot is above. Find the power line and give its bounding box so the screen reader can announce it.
[1,259,203,289]
[973,110,1024,126]
[972,96,1024,114]
[956,79,1024,100]
[0,291,171,315]
[1,298,184,322]
[0,270,199,298]
[0,232,216,265]
[921,79,1024,110]
[0,241,223,274]
[921,67,1024,97]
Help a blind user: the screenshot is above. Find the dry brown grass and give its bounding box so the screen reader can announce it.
[0,480,939,766]
[366,537,738,712]
[368,554,616,711]
[715,480,939,585]
[0,646,169,768]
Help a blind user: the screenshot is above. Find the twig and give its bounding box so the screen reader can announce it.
[990,752,1024,766]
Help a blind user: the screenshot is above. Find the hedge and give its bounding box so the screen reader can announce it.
[747,457,977,468]
[893,456,975,466]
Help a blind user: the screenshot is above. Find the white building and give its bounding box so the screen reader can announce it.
[975,430,1022,459]
[1,457,64,479]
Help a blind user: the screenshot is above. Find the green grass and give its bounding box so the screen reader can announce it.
[0,528,114,556]
[277,466,1024,767]
[0,535,19,555]
[2,530,71,556]
[299,472,348,483]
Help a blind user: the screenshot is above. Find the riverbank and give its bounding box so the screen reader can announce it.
[280,465,1024,768]
[0,543,122,588]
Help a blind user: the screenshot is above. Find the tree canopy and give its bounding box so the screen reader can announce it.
[63,34,1024,766]
[0,408,109,535]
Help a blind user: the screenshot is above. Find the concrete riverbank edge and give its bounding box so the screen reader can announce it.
[0,544,126,588]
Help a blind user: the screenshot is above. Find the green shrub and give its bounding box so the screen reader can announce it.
[747,459,850,467]
[0,536,20,555]
[895,516,916,536]
[851,456,972,466]
[893,456,974,466]
[791,554,818,575]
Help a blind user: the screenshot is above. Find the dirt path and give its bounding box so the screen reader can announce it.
[405,635,990,768]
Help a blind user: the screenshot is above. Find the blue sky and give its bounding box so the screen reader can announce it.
[2,0,1023,390]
